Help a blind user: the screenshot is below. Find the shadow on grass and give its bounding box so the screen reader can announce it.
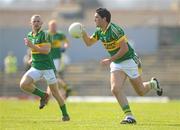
[1,119,63,123]
[3,118,180,127]
[138,123,180,127]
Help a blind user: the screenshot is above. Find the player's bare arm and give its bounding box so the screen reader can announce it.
[28,57,32,65]
[82,31,97,46]
[100,40,129,66]
[110,40,129,62]
[24,38,50,54]
[63,42,69,48]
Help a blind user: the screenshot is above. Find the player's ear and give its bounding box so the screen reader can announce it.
[103,17,107,22]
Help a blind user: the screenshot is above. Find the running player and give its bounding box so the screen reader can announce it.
[81,8,163,124]
[46,20,71,99]
[20,15,70,121]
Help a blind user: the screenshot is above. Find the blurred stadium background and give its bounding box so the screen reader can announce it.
[0,0,180,99]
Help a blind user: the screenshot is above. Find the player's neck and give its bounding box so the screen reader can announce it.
[32,28,41,35]
[101,23,109,32]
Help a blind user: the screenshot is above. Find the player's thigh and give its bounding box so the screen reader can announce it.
[129,76,145,93]
[48,82,60,95]
[43,69,57,85]
[110,70,127,89]
[20,75,33,87]
[20,67,41,85]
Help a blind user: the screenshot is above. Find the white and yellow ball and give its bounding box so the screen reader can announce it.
[68,22,83,38]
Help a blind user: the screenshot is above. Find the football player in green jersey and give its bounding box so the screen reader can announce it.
[20,15,70,121]
[82,8,163,124]
[46,20,71,99]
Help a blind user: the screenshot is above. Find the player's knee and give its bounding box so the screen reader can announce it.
[20,75,33,90]
[111,85,121,95]
[20,79,30,90]
[20,80,27,90]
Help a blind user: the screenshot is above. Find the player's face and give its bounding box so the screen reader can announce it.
[30,16,42,31]
[49,22,57,33]
[94,13,105,28]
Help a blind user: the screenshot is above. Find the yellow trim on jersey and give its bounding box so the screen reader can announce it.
[118,35,128,43]
[102,23,111,34]
[34,43,51,47]
[89,36,99,44]
[102,35,128,51]
[51,40,61,48]
[31,43,51,54]
[91,35,98,41]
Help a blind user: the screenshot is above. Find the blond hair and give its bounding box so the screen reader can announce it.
[31,14,42,21]
[48,19,57,26]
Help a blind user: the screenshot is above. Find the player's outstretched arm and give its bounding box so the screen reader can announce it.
[82,30,97,47]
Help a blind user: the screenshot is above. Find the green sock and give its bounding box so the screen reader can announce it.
[122,104,132,116]
[32,87,46,98]
[60,104,68,116]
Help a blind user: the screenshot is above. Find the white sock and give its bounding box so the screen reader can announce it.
[150,80,158,90]
[125,115,135,120]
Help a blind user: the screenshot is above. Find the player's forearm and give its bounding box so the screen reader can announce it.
[63,43,69,48]
[28,58,32,65]
[110,42,129,62]
[82,31,94,46]
[32,45,50,54]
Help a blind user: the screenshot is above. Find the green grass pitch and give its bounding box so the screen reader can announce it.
[0,99,180,130]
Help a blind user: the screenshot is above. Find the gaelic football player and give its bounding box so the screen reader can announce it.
[46,20,71,99]
[81,8,163,124]
[20,15,70,121]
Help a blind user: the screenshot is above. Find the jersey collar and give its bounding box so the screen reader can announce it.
[48,31,57,35]
[101,22,111,34]
[31,29,42,36]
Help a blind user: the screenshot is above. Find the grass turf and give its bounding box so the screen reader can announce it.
[0,99,180,130]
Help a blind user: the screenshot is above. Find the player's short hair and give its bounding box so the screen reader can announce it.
[96,8,111,23]
[31,14,41,21]
[48,19,57,26]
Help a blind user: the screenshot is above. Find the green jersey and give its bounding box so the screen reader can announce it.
[48,31,68,59]
[92,22,135,63]
[27,30,55,70]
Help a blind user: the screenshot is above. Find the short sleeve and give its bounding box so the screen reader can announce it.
[91,28,100,41]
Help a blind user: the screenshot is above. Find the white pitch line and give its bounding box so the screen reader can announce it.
[67,96,170,103]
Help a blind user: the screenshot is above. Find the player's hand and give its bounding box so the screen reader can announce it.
[24,38,34,48]
[64,43,68,48]
[28,58,32,65]
[100,58,111,66]
[81,25,86,36]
